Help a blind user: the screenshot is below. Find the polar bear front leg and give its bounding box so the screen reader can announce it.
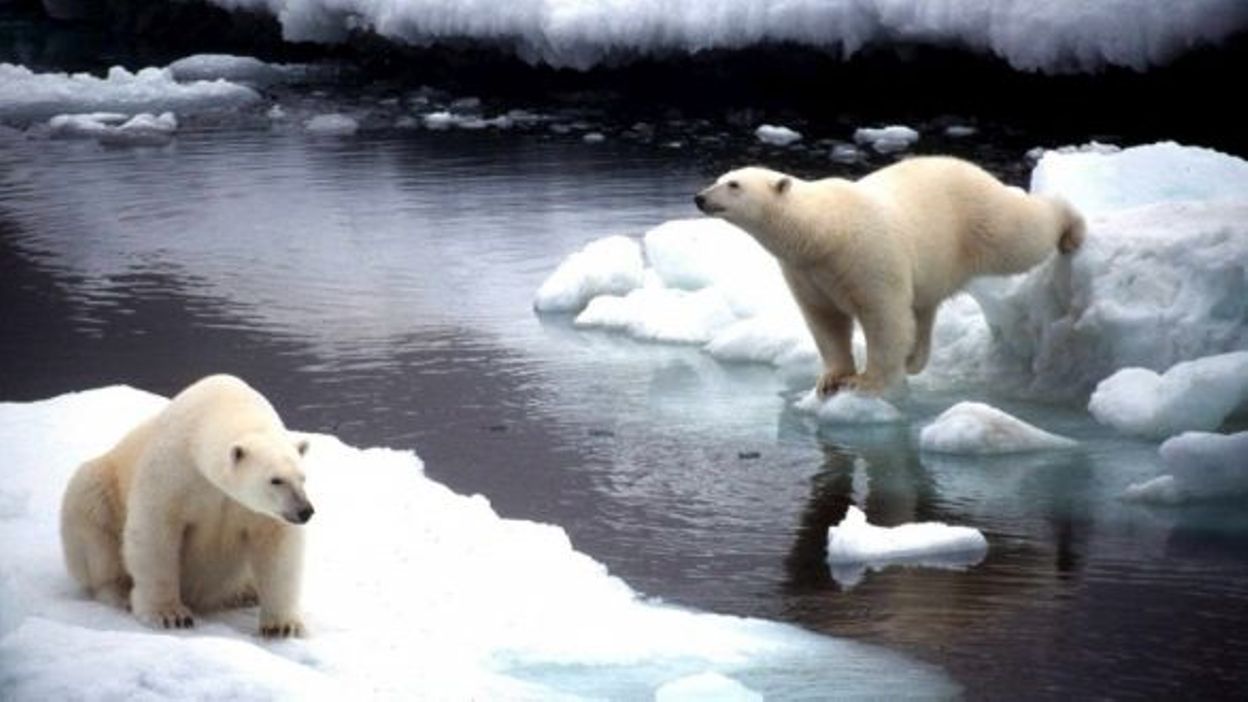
[846,299,914,394]
[124,514,194,629]
[250,528,306,638]
[906,306,938,374]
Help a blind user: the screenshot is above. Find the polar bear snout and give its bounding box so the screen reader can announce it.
[694,189,724,215]
[293,504,315,524]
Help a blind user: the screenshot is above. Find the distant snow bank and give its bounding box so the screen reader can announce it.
[0,387,955,700]
[207,0,1247,73]
[0,63,259,124]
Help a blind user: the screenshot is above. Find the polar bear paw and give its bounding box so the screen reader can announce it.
[835,373,888,396]
[260,615,305,639]
[816,370,857,397]
[136,602,195,629]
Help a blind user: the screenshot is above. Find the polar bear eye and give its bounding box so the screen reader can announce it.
[270,477,284,486]
[727,180,740,190]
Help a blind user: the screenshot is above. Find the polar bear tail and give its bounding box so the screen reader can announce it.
[1054,198,1085,254]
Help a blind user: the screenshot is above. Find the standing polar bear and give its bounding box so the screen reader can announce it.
[695,157,1084,395]
[60,374,314,637]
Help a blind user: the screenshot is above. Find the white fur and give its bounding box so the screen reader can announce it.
[60,374,313,637]
[697,158,1084,395]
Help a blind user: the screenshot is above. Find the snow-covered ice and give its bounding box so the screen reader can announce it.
[920,401,1077,454]
[1088,352,1248,439]
[422,110,514,130]
[1,387,959,699]
[853,125,920,154]
[538,141,1248,403]
[49,111,179,146]
[0,63,260,124]
[304,113,360,135]
[754,124,802,147]
[826,507,988,588]
[793,389,903,426]
[204,0,1248,73]
[533,235,645,313]
[166,54,302,85]
[1123,431,1248,504]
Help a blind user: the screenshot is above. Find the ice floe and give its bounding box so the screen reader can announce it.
[0,386,958,699]
[853,125,920,154]
[920,401,1077,454]
[826,507,988,588]
[754,124,802,147]
[1122,431,1248,504]
[1088,352,1248,439]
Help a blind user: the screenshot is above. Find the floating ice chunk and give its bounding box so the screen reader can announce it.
[826,507,988,588]
[755,124,802,147]
[1032,141,1248,217]
[166,54,291,85]
[575,287,739,344]
[304,113,359,135]
[49,111,177,145]
[0,63,260,124]
[533,235,645,313]
[423,110,457,130]
[422,111,511,130]
[1123,431,1248,504]
[793,390,903,425]
[944,125,977,138]
[853,125,919,154]
[267,104,287,120]
[1088,352,1248,439]
[705,316,816,369]
[582,132,605,143]
[920,401,1076,454]
[655,672,762,702]
[829,143,862,163]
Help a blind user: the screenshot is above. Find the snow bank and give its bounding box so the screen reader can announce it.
[755,124,802,147]
[50,111,178,146]
[0,64,260,124]
[1123,431,1248,504]
[0,387,956,699]
[920,401,1076,454]
[853,125,920,154]
[205,0,1248,73]
[826,507,988,588]
[1089,352,1248,439]
[971,142,1248,395]
[793,389,903,425]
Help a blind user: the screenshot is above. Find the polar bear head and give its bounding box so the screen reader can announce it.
[220,433,315,525]
[694,166,794,228]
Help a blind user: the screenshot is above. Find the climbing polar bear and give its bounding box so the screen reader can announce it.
[60,374,314,637]
[695,157,1084,396]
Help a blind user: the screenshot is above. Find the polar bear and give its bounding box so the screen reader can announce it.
[60,374,314,637]
[695,157,1084,395]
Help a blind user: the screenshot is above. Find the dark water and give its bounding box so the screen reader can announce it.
[2,121,1246,700]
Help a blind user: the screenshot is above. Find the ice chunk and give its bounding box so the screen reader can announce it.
[944,125,977,138]
[793,390,903,425]
[826,507,988,587]
[1032,141,1248,217]
[0,387,958,699]
[49,111,177,145]
[166,54,290,85]
[1122,431,1248,504]
[205,0,1248,74]
[304,113,359,135]
[1088,352,1248,439]
[642,218,776,293]
[920,401,1076,454]
[970,143,1248,395]
[0,63,260,124]
[533,235,645,313]
[853,125,919,154]
[655,672,762,702]
[755,124,802,147]
[582,132,605,143]
[829,143,863,163]
[422,111,513,130]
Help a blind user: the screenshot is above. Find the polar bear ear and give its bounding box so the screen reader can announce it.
[231,445,246,464]
[773,176,791,195]
[295,438,310,457]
